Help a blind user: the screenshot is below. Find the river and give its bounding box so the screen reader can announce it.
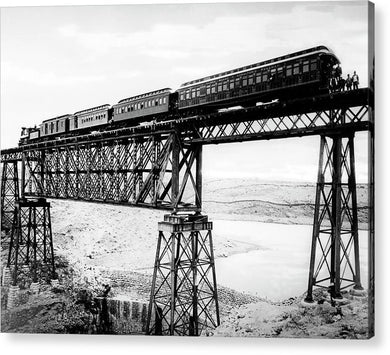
[213,219,369,302]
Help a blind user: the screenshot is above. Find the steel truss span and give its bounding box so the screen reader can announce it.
[0,89,371,211]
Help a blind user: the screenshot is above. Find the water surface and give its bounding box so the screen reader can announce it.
[213,220,369,301]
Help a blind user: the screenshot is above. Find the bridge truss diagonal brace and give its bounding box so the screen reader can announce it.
[1,160,20,230]
[23,150,45,197]
[146,214,220,336]
[305,134,364,302]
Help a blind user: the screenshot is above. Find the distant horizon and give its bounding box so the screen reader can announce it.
[202,176,370,185]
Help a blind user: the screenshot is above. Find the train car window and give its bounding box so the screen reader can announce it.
[293,63,300,75]
[56,121,59,132]
[262,72,268,82]
[196,89,200,97]
[303,61,309,73]
[223,81,228,91]
[242,75,248,86]
[131,105,134,111]
[256,72,262,83]
[277,67,283,77]
[286,65,293,76]
[218,82,222,92]
[310,60,317,71]
[163,97,167,104]
[155,100,159,106]
[186,91,190,99]
[206,86,211,95]
[248,74,254,85]
[211,85,216,94]
[141,103,144,109]
[230,80,234,89]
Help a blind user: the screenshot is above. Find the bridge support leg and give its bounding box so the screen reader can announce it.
[146,214,220,336]
[7,197,56,288]
[305,134,364,303]
[1,160,20,231]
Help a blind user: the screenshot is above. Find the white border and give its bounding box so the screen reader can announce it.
[0,1,388,355]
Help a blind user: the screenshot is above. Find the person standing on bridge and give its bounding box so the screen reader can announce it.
[352,71,359,90]
[345,74,352,91]
[338,76,346,91]
[334,64,342,82]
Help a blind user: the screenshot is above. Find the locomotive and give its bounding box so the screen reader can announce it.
[20,45,339,145]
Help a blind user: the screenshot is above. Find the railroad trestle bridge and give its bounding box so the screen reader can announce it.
[1,88,374,336]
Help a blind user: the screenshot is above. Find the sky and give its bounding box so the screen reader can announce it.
[0,0,372,182]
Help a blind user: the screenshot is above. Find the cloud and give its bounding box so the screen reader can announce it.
[2,62,106,86]
[55,3,368,85]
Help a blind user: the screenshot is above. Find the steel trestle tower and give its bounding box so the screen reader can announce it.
[7,197,56,287]
[305,134,364,302]
[146,214,220,335]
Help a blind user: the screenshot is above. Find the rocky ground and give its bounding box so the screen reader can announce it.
[213,289,369,339]
[0,179,371,337]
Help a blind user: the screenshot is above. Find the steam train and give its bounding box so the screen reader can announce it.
[20,45,339,145]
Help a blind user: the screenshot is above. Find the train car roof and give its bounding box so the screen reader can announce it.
[179,45,338,89]
[74,104,111,115]
[42,114,73,123]
[117,88,172,105]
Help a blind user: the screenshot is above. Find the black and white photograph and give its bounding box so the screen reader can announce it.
[0,0,380,349]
